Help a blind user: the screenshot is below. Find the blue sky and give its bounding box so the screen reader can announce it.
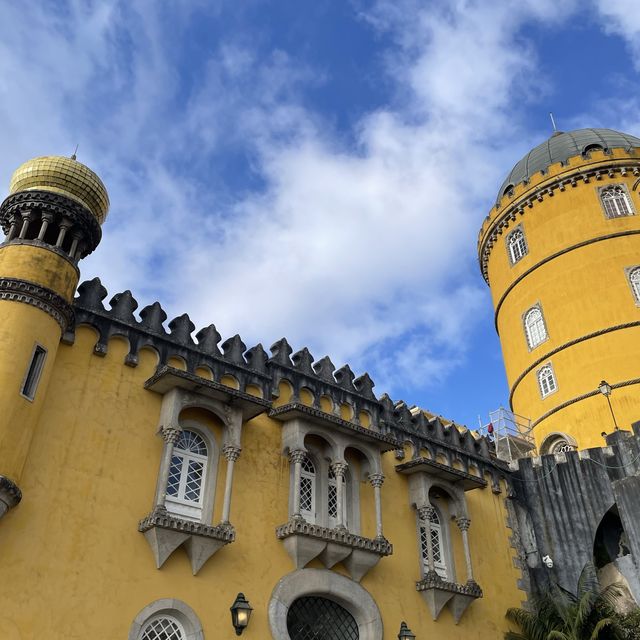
[1,0,640,429]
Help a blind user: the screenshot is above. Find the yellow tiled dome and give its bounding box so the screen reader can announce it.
[9,156,109,224]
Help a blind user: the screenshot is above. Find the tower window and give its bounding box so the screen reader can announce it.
[21,344,47,401]
[523,306,548,349]
[600,185,634,219]
[537,364,557,398]
[165,429,208,520]
[628,267,640,304]
[506,227,528,264]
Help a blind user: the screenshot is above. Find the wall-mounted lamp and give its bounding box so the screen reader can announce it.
[230,593,253,636]
[598,380,619,430]
[398,621,416,639]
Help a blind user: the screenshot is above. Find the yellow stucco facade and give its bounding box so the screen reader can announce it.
[478,133,640,451]
[0,155,529,639]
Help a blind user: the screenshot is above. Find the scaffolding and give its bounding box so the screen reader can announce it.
[479,407,536,463]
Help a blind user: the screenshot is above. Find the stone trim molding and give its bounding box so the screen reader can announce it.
[128,598,204,640]
[268,569,383,640]
[0,475,22,520]
[478,161,640,284]
[494,230,640,329]
[276,518,392,581]
[530,377,640,429]
[138,508,235,575]
[509,321,640,405]
[0,277,73,331]
[416,573,482,624]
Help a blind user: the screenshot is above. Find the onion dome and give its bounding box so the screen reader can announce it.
[9,155,109,224]
[498,128,640,202]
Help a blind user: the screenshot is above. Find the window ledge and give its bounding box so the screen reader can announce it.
[395,457,487,491]
[276,518,392,582]
[416,573,482,623]
[138,508,235,575]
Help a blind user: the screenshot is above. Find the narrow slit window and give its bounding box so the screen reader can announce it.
[21,345,47,400]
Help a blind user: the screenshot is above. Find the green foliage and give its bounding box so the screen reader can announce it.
[617,609,640,640]
[504,563,626,640]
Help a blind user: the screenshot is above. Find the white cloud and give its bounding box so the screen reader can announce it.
[0,0,632,403]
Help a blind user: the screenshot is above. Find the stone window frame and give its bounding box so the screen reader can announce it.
[625,266,640,306]
[288,443,359,533]
[522,303,549,351]
[20,342,47,402]
[414,493,458,583]
[540,432,577,455]
[537,362,558,399]
[598,183,635,219]
[160,421,219,523]
[506,224,528,266]
[129,599,204,640]
[268,569,383,640]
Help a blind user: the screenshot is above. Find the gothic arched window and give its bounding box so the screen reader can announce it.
[537,364,557,398]
[601,185,634,218]
[629,267,640,303]
[507,227,528,264]
[524,306,548,349]
[300,457,316,523]
[419,507,447,579]
[165,429,208,520]
[139,616,186,640]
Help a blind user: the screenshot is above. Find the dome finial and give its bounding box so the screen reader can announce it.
[71,143,79,161]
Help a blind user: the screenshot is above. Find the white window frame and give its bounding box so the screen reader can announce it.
[419,505,448,579]
[165,429,208,521]
[506,226,528,265]
[300,456,317,523]
[626,266,640,306]
[523,305,548,349]
[537,363,558,399]
[599,184,635,219]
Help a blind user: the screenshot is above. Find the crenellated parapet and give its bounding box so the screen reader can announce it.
[67,278,509,486]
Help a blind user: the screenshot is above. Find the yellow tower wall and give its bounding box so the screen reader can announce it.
[0,327,525,639]
[479,147,640,449]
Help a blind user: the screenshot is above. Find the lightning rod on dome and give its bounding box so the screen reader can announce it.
[549,112,558,133]
[71,144,79,161]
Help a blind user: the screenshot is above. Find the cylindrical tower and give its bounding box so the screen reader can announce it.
[0,155,108,517]
[478,129,640,451]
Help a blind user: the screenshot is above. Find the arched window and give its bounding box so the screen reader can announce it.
[287,596,359,640]
[601,185,634,218]
[139,616,186,640]
[300,457,316,523]
[507,227,528,264]
[328,466,348,529]
[524,306,548,349]
[419,507,447,579]
[165,429,208,520]
[537,364,557,398]
[629,267,640,303]
[541,433,576,455]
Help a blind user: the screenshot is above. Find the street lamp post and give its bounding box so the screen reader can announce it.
[598,380,618,431]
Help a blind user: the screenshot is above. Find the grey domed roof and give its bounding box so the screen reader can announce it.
[498,128,640,202]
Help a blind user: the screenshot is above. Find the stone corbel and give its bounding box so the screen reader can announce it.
[0,475,21,520]
[416,574,483,623]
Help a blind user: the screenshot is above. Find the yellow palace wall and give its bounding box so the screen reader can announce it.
[0,326,524,639]
[479,148,640,449]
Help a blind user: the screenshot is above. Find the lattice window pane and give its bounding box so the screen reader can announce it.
[300,476,313,513]
[287,596,359,640]
[166,455,182,497]
[301,457,315,473]
[602,186,633,218]
[183,460,204,502]
[328,483,338,518]
[140,616,185,640]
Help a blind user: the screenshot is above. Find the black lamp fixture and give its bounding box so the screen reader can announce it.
[398,621,416,639]
[230,593,253,636]
[598,380,619,430]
